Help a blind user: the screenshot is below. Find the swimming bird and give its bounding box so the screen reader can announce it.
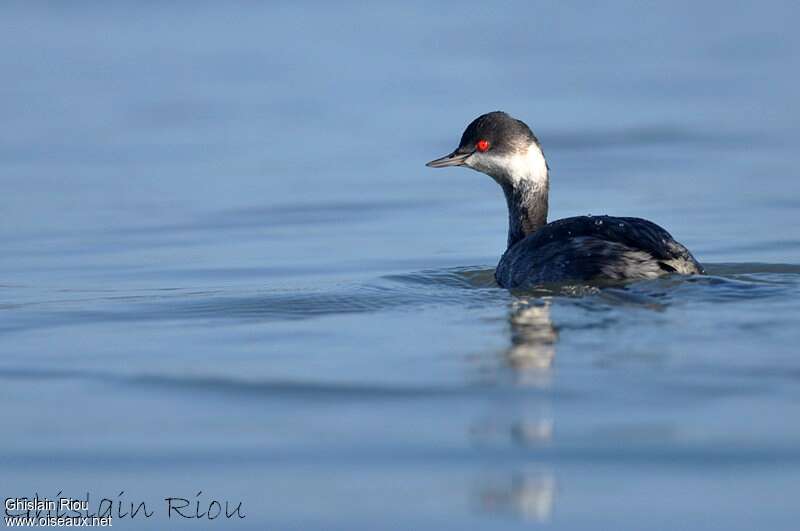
[426,111,703,288]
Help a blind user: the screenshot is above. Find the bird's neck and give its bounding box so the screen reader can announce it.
[496,144,549,249]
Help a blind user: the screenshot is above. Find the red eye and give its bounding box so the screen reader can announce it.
[476,139,490,152]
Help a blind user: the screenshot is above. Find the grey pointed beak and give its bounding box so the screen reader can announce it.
[425,150,472,168]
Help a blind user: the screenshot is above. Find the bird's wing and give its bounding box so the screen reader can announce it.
[496,216,703,287]
[525,216,694,261]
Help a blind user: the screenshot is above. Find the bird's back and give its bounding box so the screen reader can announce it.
[495,216,703,288]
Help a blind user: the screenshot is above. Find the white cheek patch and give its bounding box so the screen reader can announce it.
[466,153,506,179]
[467,144,548,188]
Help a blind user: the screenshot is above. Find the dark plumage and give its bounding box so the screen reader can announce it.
[495,215,703,288]
[456,111,541,157]
[426,111,703,289]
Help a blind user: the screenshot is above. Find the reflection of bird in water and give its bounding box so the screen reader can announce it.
[506,298,557,373]
[469,298,557,446]
[477,472,557,522]
[470,300,559,523]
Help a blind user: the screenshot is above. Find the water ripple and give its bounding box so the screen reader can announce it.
[1,263,798,335]
[0,366,570,401]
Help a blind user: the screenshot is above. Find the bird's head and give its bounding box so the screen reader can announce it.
[426,111,548,187]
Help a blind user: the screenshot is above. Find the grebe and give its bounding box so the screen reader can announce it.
[426,111,703,288]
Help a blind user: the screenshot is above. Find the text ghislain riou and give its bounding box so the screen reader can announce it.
[5,491,245,520]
